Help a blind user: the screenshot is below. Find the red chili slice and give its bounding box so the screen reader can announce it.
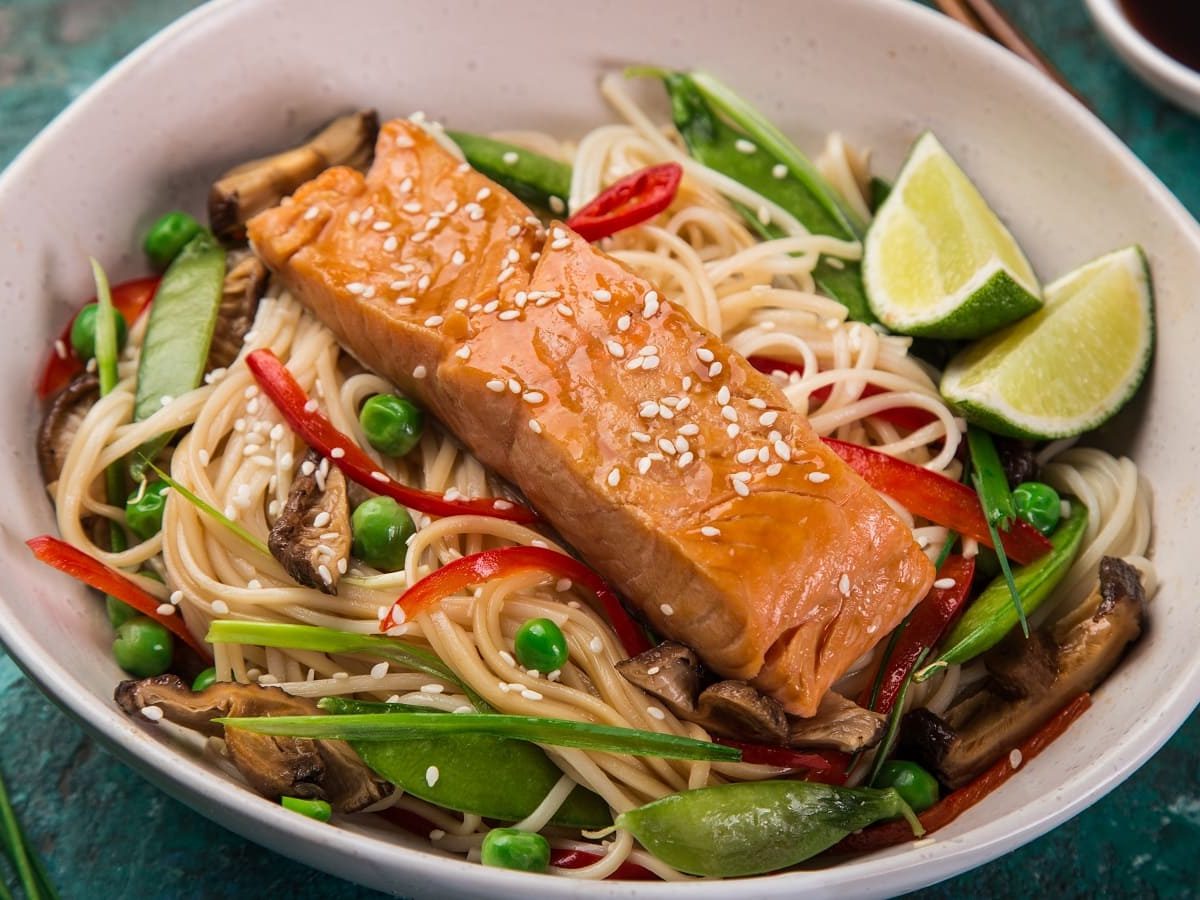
[381,545,651,657]
[566,162,683,242]
[246,349,536,524]
[26,535,210,658]
[37,276,160,399]
[712,737,850,783]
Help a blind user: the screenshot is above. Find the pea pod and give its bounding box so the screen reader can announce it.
[653,70,874,322]
[615,781,921,877]
[447,131,571,215]
[922,502,1089,673]
[132,230,225,474]
[318,697,610,828]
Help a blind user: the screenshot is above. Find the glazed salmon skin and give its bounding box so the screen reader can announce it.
[248,120,934,717]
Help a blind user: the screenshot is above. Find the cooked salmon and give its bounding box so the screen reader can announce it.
[248,120,935,717]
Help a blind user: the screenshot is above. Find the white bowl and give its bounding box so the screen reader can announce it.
[1086,0,1200,116]
[1,0,1197,896]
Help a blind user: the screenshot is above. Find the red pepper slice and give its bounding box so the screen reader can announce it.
[26,535,210,659]
[381,545,651,657]
[566,162,683,242]
[749,355,937,432]
[824,438,1052,565]
[712,737,849,783]
[36,276,160,399]
[836,692,1092,853]
[246,349,536,525]
[859,555,976,715]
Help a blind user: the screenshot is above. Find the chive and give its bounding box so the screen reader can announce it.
[215,712,741,762]
[976,476,1030,638]
[91,258,129,547]
[141,458,270,556]
[205,621,488,711]
[967,428,1027,637]
[0,763,48,900]
[866,647,930,789]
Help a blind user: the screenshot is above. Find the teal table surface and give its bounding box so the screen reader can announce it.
[1,1,1198,897]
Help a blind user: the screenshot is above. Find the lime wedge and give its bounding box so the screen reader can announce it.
[864,132,1042,339]
[940,246,1153,440]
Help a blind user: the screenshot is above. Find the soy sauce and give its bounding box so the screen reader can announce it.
[1118,1,1200,73]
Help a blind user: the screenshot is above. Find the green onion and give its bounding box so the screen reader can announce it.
[933,530,959,571]
[204,621,488,711]
[967,428,1027,636]
[976,480,1029,638]
[91,258,128,550]
[215,712,741,762]
[141,459,270,556]
[866,647,930,788]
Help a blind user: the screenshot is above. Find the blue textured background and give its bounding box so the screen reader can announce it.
[0,1,1197,897]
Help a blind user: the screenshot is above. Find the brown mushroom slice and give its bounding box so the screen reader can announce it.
[209,110,379,242]
[114,674,389,811]
[786,691,886,753]
[615,641,703,717]
[37,373,99,487]
[902,556,1146,789]
[268,451,352,594]
[205,250,267,373]
[694,680,789,744]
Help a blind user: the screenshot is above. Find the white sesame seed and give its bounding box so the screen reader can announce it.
[522,391,544,404]
[700,526,720,537]
[486,379,505,393]
[346,282,366,295]
[592,289,612,303]
[212,600,230,615]
[606,340,626,358]
[639,401,660,418]
[507,378,521,394]
[660,603,674,616]
[589,636,604,653]
[933,577,957,590]
[329,447,345,460]
[696,347,714,364]
[475,187,492,202]
[736,448,757,464]
[735,138,757,154]
[709,362,724,377]
[372,220,392,232]
[626,357,645,371]
[732,478,750,497]
[676,451,694,467]
[759,411,780,427]
[772,163,788,179]
[370,661,389,679]
[727,423,741,438]
[521,689,544,701]
[528,419,543,434]
[304,399,319,414]
[630,431,651,443]
[776,441,794,462]
[616,314,632,333]
[424,315,444,327]
[548,195,566,214]
[716,386,731,405]
[647,706,666,721]
[642,290,660,318]
[637,456,652,475]
[657,437,677,456]
[551,237,571,250]
[766,463,783,477]
[839,574,851,596]
[493,499,514,511]
[370,471,390,484]
[455,346,471,360]
[498,309,521,321]
[425,766,440,787]
[556,303,574,318]
[169,590,183,606]
[674,436,690,453]
[721,405,738,423]
[502,151,519,165]
[1009,748,1023,769]
[313,511,332,528]
[556,579,572,593]
[482,299,500,314]
[607,468,622,487]
[396,296,416,306]
[1061,500,1072,518]
[156,603,175,616]
[757,446,770,463]
[808,471,830,483]
[140,706,164,722]
[452,249,467,266]
[421,683,445,694]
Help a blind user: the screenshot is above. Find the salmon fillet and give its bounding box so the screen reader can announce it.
[248,120,934,716]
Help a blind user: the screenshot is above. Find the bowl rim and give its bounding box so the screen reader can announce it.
[2,0,1199,896]
[1085,0,1200,104]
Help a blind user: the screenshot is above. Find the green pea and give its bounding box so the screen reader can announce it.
[281,796,332,822]
[351,497,415,572]
[70,303,128,362]
[112,616,174,677]
[126,480,170,541]
[192,667,218,692]
[359,394,424,457]
[873,760,940,813]
[513,618,569,673]
[480,827,550,873]
[144,211,203,269]
[1013,481,1062,536]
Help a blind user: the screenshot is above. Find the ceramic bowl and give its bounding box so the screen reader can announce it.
[1085,0,1200,117]
[1,0,1197,896]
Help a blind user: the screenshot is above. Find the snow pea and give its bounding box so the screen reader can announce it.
[447,131,571,215]
[319,697,610,828]
[615,780,921,877]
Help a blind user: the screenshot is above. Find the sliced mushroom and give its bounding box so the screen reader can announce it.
[786,691,886,753]
[205,249,267,373]
[37,373,99,487]
[615,641,702,717]
[694,680,788,744]
[268,451,351,594]
[209,110,379,242]
[114,674,389,812]
[901,556,1146,788]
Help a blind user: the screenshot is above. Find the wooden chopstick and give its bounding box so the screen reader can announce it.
[933,0,1092,109]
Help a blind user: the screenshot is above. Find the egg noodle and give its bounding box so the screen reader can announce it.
[47,78,1154,878]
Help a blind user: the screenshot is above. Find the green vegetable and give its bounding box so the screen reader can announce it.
[216,712,740,762]
[447,131,572,214]
[1013,481,1062,535]
[874,760,940,813]
[281,796,332,822]
[968,427,1027,635]
[648,69,873,322]
[615,781,922,877]
[866,647,929,788]
[868,175,892,212]
[112,616,174,677]
[191,667,218,692]
[143,211,203,269]
[0,759,58,900]
[125,480,169,540]
[513,618,568,673]
[91,260,130,549]
[359,393,424,456]
[143,459,270,555]
[920,502,1088,675]
[481,828,550,873]
[105,595,139,629]
[69,302,128,362]
[351,497,415,572]
[131,231,226,476]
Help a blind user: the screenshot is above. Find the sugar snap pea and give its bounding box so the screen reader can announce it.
[448,131,571,214]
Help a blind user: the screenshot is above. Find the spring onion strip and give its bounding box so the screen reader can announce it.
[215,712,741,762]
[977,482,1030,638]
[866,647,930,788]
[142,459,270,557]
[91,258,127,551]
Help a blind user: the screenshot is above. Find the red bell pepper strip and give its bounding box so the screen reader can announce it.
[836,692,1092,853]
[26,535,210,659]
[858,555,976,716]
[381,545,651,657]
[748,355,936,432]
[712,737,849,784]
[824,438,1052,566]
[566,162,683,242]
[36,276,160,399]
[246,349,536,525]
